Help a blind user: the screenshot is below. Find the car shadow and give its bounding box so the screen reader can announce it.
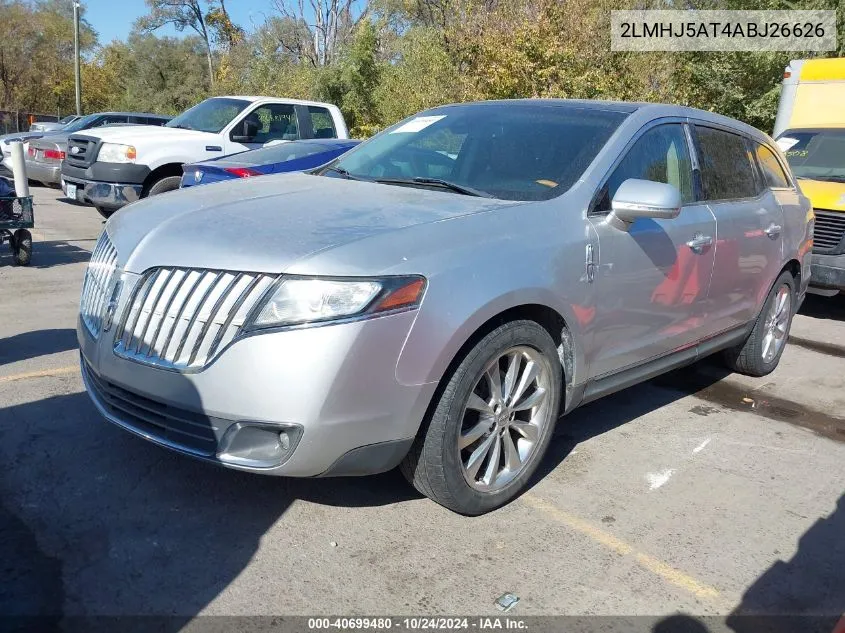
[532,359,733,484]
[649,492,845,633]
[0,388,418,626]
[798,293,845,321]
[0,239,95,268]
[0,329,78,366]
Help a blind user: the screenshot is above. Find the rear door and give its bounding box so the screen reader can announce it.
[692,124,784,332]
[586,121,717,378]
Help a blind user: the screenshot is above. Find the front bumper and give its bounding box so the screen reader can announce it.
[26,160,61,184]
[62,161,150,211]
[810,252,845,291]
[78,304,436,477]
[62,176,143,210]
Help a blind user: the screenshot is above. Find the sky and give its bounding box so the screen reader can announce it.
[83,0,274,44]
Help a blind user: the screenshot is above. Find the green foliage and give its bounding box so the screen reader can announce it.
[2,0,843,136]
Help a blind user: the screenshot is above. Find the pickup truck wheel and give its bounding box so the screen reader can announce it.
[95,206,114,220]
[145,176,182,198]
[401,320,562,515]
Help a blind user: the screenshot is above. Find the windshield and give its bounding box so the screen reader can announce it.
[777,129,845,182]
[166,97,251,133]
[327,103,627,201]
[59,115,77,124]
[63,114,102,133]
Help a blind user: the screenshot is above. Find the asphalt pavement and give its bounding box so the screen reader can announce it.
[1,187,844,626]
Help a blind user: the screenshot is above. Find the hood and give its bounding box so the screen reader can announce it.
[82,125,216,146]
[799,178,845,212]
[108,173,518,275]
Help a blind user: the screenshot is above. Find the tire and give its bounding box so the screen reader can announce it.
[12,229,32,266]
[145,176,182,198]
[401,320,563,515]
[723,271,796,377]
[95,206,115,220]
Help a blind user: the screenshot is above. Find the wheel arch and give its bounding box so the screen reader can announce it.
[400,294,586,414]
[782,258,801,285]
[142,163,184,195]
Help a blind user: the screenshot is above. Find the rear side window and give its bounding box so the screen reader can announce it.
[597,123,694,210]
[755,143,791,188]
[308,106,337,139]
[694,126,758,200]
[100,115,128,126]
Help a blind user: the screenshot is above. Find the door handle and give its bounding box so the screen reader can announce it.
[686,234,713,253]
[765,223,782,239]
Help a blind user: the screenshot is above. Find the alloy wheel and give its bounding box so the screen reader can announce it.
[458,346,553,492]
[762,285,791,363]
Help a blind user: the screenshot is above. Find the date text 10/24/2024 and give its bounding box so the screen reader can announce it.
[308,617,528,630]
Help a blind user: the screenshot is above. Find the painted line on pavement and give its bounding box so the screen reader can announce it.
[522,492,723,603]
[0,365,78,383]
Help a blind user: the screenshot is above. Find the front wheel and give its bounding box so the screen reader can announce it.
[723,271,796,377]
[145,176,182,198]
[401,320,563,515]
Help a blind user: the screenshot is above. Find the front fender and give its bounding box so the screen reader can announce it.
[395,248,591,391]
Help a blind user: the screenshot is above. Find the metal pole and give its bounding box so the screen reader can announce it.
[73,1,82,116]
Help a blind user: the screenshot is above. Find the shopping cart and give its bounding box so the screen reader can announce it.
[0,195,34,266]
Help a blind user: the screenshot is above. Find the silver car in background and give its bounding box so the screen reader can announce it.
[26,112,171,187]
[78,100,812,515]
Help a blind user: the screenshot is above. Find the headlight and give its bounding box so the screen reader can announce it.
[249,276,427,329]
[98,143,137,163]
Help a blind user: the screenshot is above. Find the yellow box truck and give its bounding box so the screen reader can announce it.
[774,58,845,296]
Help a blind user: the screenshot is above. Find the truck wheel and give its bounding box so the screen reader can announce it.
[401,320,562,515]
[95,206,115,220]
[145,176,182,198]
[12,230,32,266]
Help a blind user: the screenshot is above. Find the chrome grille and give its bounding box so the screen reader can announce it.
[813,210,845,253]
[80,232,118,339]
[114,268,276,371]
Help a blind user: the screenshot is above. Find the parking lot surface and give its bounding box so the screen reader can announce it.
[2,188,844,622]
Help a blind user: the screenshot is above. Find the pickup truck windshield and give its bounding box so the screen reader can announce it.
[778,129,845,183]
[327,103,627,201]
[166,98,251,134]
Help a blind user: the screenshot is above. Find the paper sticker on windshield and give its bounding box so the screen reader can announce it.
[777,137,799,151]
[390,115,445,134]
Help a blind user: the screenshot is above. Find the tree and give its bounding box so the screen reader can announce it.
[137,0,216,86]
[272,0,369,66]
[206,0,245,50]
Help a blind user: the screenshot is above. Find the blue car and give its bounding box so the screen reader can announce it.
[181,139,360,188]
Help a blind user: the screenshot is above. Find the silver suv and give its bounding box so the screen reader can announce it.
[78,100,812,515]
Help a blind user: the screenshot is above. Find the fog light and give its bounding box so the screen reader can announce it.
[218,422,303,469]
[279,431,291,451]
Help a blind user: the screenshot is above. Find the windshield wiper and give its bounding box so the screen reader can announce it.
[374,177,492,198]
[169,124,194,130]
[323,166,362,180]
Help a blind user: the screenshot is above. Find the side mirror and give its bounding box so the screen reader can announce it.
[231,119,260,143]
[608,178,682,232]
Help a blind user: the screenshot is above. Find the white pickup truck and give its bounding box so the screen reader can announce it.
[61,96,349,218]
